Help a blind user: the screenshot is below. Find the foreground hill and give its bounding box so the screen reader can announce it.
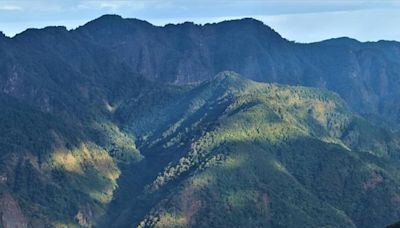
[1,71,399,227]
[102,72,400,227]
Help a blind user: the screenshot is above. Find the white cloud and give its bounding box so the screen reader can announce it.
[253,9,400,42]
[0,4,22,11]
[77,1,148,11]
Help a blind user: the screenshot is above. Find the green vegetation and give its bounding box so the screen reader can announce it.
[3,15,400,227]
[1,72,400,227]
[105,72,400,227]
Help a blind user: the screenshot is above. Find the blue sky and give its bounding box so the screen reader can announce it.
[0,0,400,42]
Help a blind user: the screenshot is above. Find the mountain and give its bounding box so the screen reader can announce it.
[3,69,400,227]
[1,15,400,227]
[101,72,400,227]
[3,14,400,123]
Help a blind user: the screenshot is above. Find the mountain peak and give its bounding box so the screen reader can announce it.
[14,26,67,39]
[0,31,7,40]
[76,14,153,34]
[211,18,284,41]
[320,37,361,46]
[214,71,243,81]
[94,14,123,22]
[236,17,265,25]
[208,71,250,92]
[79,14,124,28]
[42,26,68,33]
[86,14,154,26]
[216,17,266,27]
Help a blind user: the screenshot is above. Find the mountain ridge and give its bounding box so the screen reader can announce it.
[4,15,395,44]
[2,14,400,124]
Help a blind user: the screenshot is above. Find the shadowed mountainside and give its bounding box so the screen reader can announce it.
[2,15,400,124]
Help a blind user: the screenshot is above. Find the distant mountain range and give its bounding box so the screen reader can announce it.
[0,15,399,227]
[3,14,400,124]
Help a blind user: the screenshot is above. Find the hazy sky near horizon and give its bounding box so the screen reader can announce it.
[1,0,400,42]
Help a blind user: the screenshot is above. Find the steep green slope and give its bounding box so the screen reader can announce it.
[101,72,400,228]
[1,69,399,227]
[0,92,143,227]
[0,72,185,227]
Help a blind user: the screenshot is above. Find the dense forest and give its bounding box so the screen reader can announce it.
[1,15,400,227]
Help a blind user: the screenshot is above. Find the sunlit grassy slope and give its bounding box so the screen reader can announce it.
[0,94,143,227]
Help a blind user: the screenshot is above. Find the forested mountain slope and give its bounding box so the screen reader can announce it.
[2,15,400,123]
[1,14,400,227]
[102,72,400,228]
[1,70,399,227]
